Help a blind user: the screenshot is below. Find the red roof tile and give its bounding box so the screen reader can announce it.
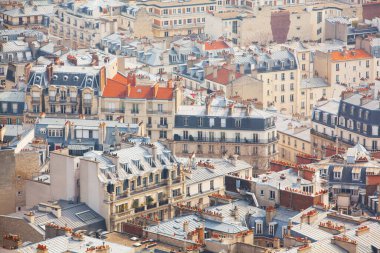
[204,41,230,51]
[330,49,372,61]
[205,68,242,85]
[103,73,173,100]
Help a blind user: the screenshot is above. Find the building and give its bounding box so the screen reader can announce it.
[0,125,48,215]
[311,144,380,212]
[100,73,182,141]
[275,115,312,163]
[0,2,53,30]
[299,77,331,117]
[310,99,340,158]
[0,200,106,245]
[168,95,277,172]
[325,17,378,45]
[314,48,374,86]
[139,0,217,38]
[25,49,118,122]
[34,117,142,151]
[356,36,380,80]
[252,48,299,114]
[0,29,46,90]
[0,92,25,125]
[17,233,132,253]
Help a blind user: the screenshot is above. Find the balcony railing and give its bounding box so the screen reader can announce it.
[134,206,145,213]
[147,109,172,115]
[31,97,40,103]
[174,135,277,144]
[157,124,168,128]
[147,203,157,210]
[159,199,169,206]
[83,99,92,105]
[310,129,336,142]
[101,108,124,113]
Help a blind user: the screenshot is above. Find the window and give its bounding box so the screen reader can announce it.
[158,104,163,112]
[210,180,214,190]
[317,11,322,23]
[183,117,189,126]
[352,172,360,181]
[183,144,188,153]
[269,190,275,200]
[183,131,189,140]
[12,103,18,113]
[197,117,203,127]
[281,73,285,81]
[255,221,263,234]
[220,132,226,141]
[235,119,241,128]
[132,104,139,114]
[336,64,339,71]
[160,117,167,126]
[235,146,240,155]
[163,9,168,15]
[198,183,203,193]
[186,186,190,196]
[334,171,341,179]
[260,190,264,196]
[209,145,214,154]
[209,118,215,127]
[159,131,167,139]
[221,118,226,127]
[172,188,181,197]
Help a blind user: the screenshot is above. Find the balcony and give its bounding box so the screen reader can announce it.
[31,97,40,104]
[131,110,139,114]
[83,99,92,105]
[157,124,168,128]
[174,135,277,144]
[147,109,172,115]
[147,203,157,210]
[134,206,145,213]
[159,199,169,206]
[101,108,123,113]
[310,129,336,142]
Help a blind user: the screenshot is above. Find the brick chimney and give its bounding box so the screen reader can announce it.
[153,83,159,98]
[360,95,372,106]
[2,234,22,250]
[46,63,53,82]
[331,235,357,253]
[183,221,189,233]
[266,206,276,223]
[341,89,354,100]
[355,226,369,236]
[36,244,48,253]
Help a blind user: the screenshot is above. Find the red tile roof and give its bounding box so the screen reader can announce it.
[204,41,230,51]
[103,73,173,100]
[205,68,242,85]
[330,49,372,61]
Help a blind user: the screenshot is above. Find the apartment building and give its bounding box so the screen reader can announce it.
[100,73,183,141]
[50,0,124,49]
[276,115,312,163]
[140,0,217,38]
[356,36,380,79]
[25,49,118,122]
[300,77,331,117]
[314,48,374,86]
[0,92,24,125]
[0,3,53,30]
[0,30,46,90]
[169,95,278,172]
[312,144,380,210]
[34,117,141,151]
[252,48,300,114]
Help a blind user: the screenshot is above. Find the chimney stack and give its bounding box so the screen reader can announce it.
[183,221,189,233]
[266,206,276,224]
[213,66,218,79]
[0,124,6,142]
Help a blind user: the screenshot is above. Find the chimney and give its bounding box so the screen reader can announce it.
[228,70,235,83]
[46,63,53,82]
[36,244,48,253]
[91,53,99,66]
[0,124,6,142]
[183,221,189,233]
[167,79,173,88]
[228,104,234,116]
[205,96,213,115]
[231,154,238,166]
[341,89,354,100]
[25,63,32,81]
[213,66,218,79]
[355,226,369,236]
[360,95,372,106]
[152,144,157,161]
[153,83,159,98]
[331,235,357,253]
[126,83,131,97]
[239,64,245,74]
[37,203,61,218]
[266,206,276,223]
[2,234,22,250]
[24,211,35,224]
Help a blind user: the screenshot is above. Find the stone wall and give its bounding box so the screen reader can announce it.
[0,216,43,245]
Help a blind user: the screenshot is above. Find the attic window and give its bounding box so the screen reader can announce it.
[73,76,79,81]
[63,75,68,81]
[86,78,92,84]
[52,75,58,80]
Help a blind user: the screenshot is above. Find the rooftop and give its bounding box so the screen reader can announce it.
[330,49,373,61]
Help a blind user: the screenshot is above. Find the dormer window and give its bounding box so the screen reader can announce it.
[333,167,343,179]
[86,78,93,84]
[352,168,361,181]
[255,220,263,234]
[269,222,277,236]
[122,163,131,173]
[73,76,79,81]
[53,75,58,80]
[63,75,68,81]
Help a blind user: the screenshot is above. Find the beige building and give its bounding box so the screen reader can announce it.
[0,126,48,215]
[100,74,183,141]
[275,115,312,163]
[168,95,278,173]
[314,48,375,86]
[140,0,217,38]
